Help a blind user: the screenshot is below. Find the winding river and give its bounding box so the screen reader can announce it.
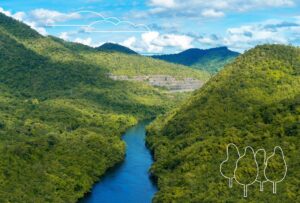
[81,120,157,203]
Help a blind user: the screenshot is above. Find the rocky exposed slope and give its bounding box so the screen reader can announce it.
[109,74,205,92]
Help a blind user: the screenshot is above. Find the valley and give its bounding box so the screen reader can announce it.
[0,7,299,203]
[0,13,209,202]
[147,45,300,202]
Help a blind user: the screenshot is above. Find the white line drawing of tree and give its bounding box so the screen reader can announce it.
[234,146,259,197]
[220,143,240,188]
[264,146,287,194]
[254,149,268,191]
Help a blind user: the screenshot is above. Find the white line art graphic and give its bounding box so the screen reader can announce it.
[220,144,287,197]
[46,10,151,33]
[220,143,240,188]
[264,146,287,194]
[254,148,267,191]
[234,146,259,197]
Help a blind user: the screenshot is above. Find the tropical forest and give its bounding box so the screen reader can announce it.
[0,1,299,203]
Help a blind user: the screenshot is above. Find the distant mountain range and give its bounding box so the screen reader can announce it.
[152,47,240,73]
[95,44,240,74]
[96,43,138,55]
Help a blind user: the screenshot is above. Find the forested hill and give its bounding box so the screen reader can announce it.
[152,47,240,73]
[96,42,138,55]
[147,45,300,202]
[0,13,205,202]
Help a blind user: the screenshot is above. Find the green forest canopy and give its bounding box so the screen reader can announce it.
[0,13,207,202]
[147,44,300,202]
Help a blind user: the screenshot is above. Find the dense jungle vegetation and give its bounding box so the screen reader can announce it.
[0,13,207,202]
[152,47,240,74]
[147,45,300,202]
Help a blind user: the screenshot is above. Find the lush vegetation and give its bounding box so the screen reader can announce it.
[147,45,300,202]
[96,42,138,55]
[0,13,205,202]
[152,47,240,74]
[82,51,210,80]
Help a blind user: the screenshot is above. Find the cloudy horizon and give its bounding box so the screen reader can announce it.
[1,0,299,54]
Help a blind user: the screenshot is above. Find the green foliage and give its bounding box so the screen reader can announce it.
[234,148,258,186]
[82,51,210,80]
[0,13,204,202]
[147,45,300,202]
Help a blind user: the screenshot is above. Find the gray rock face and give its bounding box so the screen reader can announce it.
[108,74,204,92]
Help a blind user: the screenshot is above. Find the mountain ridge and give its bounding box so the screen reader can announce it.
[152,46,240,73]
[96,42,138,55]
[147,44,300,202]
[0,12,207,202]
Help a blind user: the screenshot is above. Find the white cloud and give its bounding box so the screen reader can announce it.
[121,37,139,50]
[29,9,81,26]
[0,7,25,21]
[0,7,12,16]
[198,36,219,45]
[197,19,300,52]
[152,33,194,50]
[149,0,177,8]
[59,32,69,41]
[146,0,295,18]
[121,31,194,53]
[201,9,225,18]
[26,21,48,35]
[74,37,93,46]
[0,7,48,35]
[224,25,289,51]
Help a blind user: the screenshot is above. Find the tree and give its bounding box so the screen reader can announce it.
[220,143,240,188]
[264,146,287,194]
[254,149,267,191]
[234,146,258,197]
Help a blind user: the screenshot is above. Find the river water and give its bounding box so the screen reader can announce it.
[81,120,157,203]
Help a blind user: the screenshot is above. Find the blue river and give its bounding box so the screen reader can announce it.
[80,120,157,203]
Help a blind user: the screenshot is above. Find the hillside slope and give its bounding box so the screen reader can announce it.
[152,47,239,73]
[147,45,300,202]
[0,13,206,202]
[96,42,138,55]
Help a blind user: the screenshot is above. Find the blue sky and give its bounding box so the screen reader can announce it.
[1,0,300,54]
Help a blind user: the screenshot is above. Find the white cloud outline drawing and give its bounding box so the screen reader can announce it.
[264,146,288,194]
[220,143,240,188]
[46,10,151,33]
[234,146,259,198]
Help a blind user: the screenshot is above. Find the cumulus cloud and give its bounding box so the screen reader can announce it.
[0,8,84,36]
[197,19,300,52]
[28,9,81,26]
[121,31,194,53]
[74,37,93,46]
[59,32,70,41]
[121,16,300,54]
[149,0,177,8]
[0,7,48,35]
[201,9,225,18]
[0,7,25,21]
[146,0,295,18]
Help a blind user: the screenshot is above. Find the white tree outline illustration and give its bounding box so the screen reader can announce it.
[220,144,288,197]
[220,143,240,188]
[264,146,287,194]
[254,148,268,191]
[234,146,259,197]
